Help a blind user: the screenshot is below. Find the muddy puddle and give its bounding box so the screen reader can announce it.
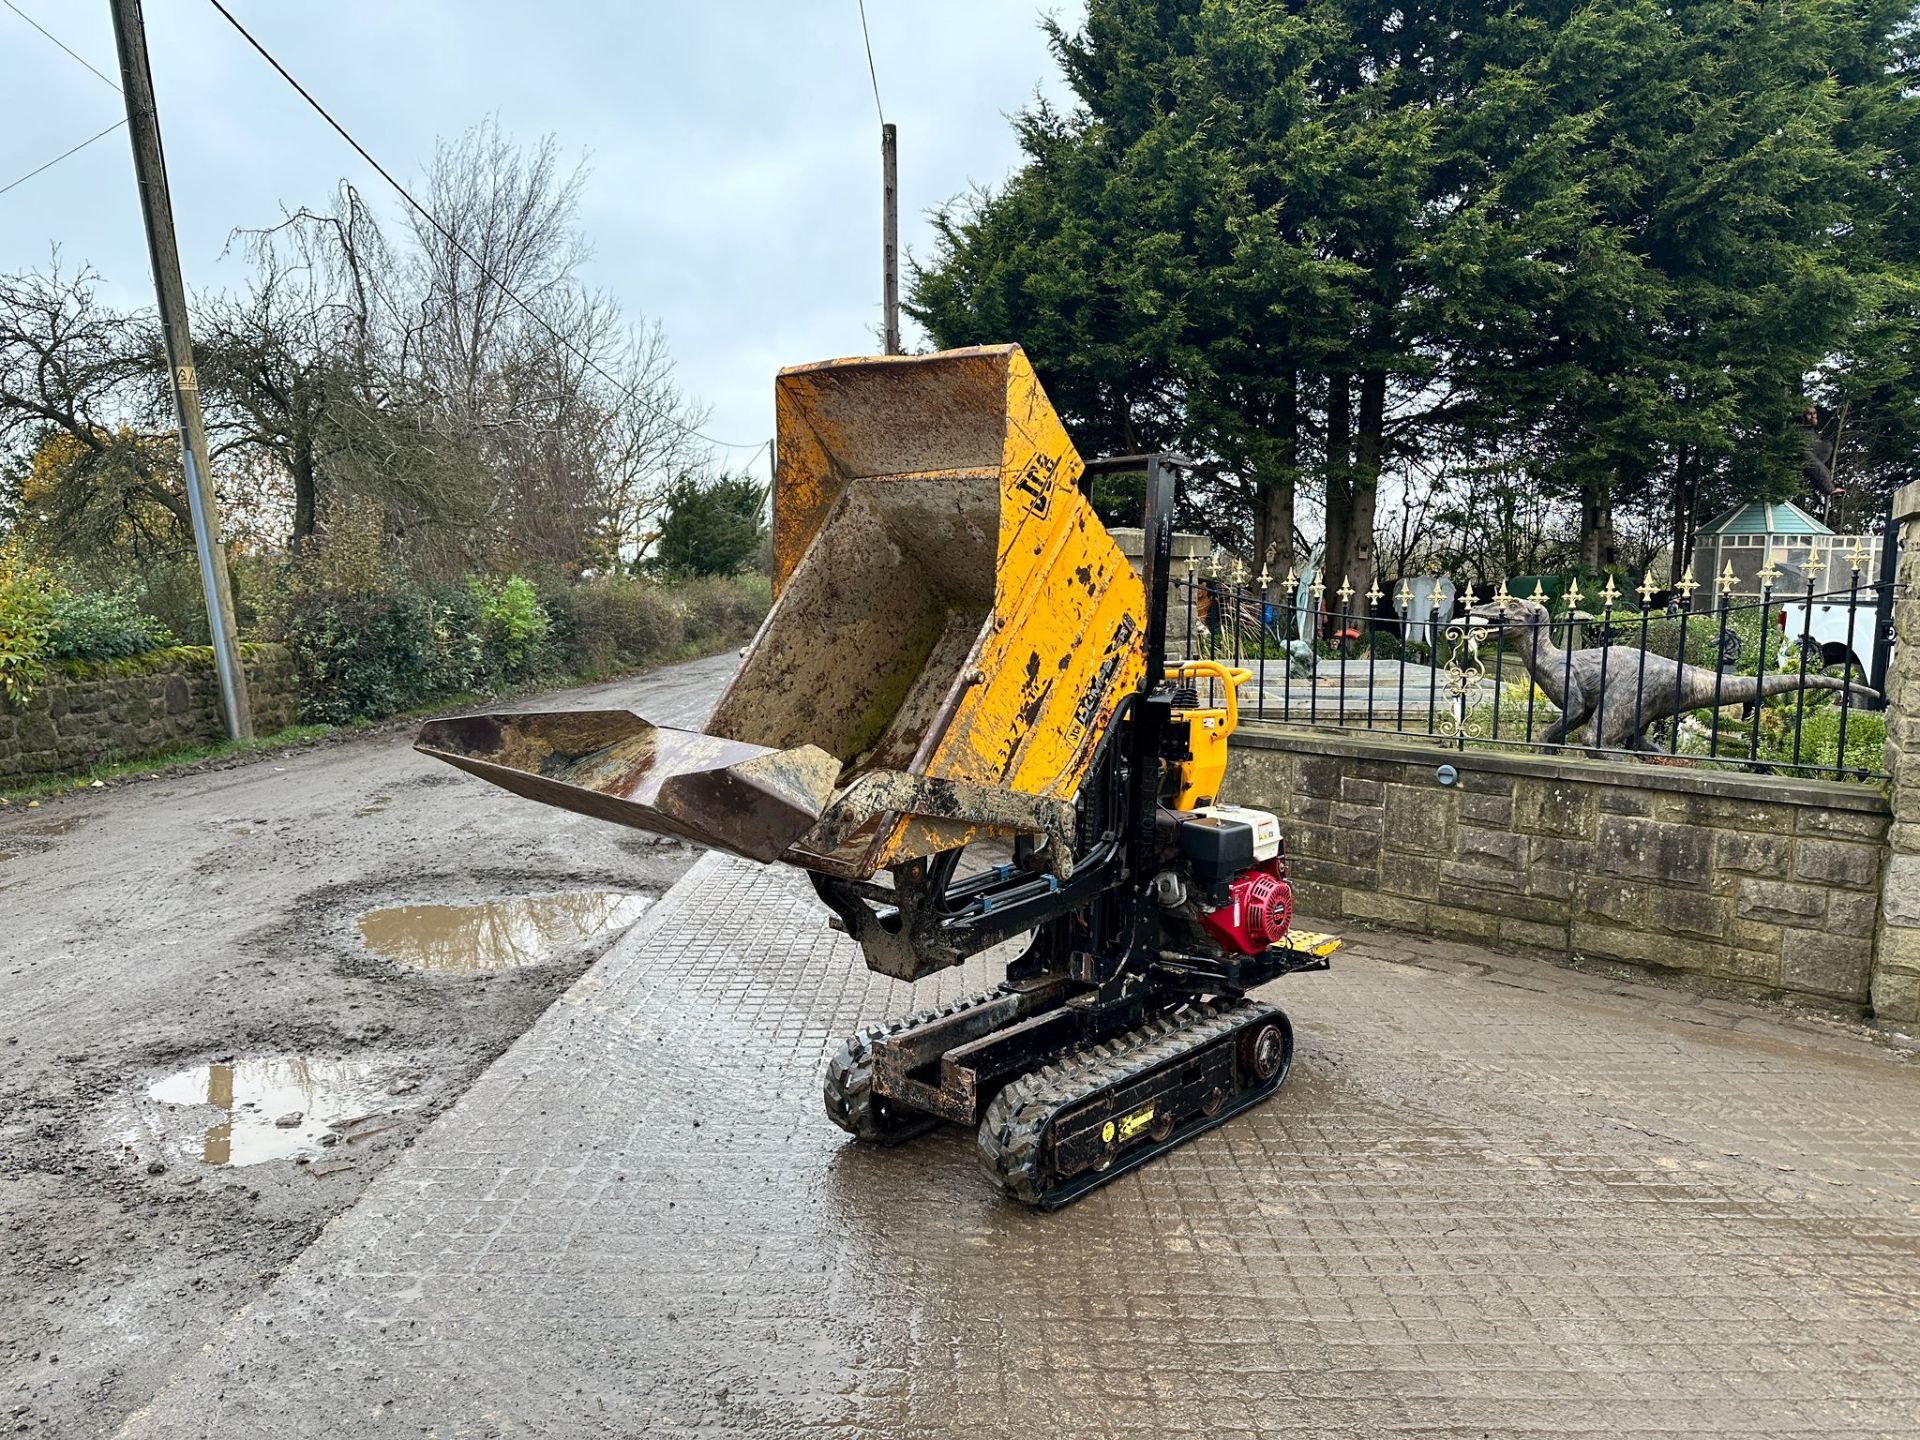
[357,891,652,972]
[25,815,86,836]
[147,1056,394,1166]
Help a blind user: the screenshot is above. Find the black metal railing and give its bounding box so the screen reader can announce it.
[1168,559,1894,782]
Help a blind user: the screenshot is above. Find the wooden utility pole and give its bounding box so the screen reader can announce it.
[881,122,901,355]
[109,0,253,739]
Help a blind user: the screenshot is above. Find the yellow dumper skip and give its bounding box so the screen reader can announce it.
[417,345,1146,881]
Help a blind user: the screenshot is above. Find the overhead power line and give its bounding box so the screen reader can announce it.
[3,0,122,90]
[0,118,128,200]
[0,0,130,199]
[202,0,768,457]
[856,0,885,124]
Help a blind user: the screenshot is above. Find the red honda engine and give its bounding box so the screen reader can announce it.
[1196,857,1294,955]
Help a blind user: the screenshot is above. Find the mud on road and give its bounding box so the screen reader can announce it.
[0,653,737,1440]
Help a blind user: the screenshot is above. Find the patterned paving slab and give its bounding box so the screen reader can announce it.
[119,852,1920,1439]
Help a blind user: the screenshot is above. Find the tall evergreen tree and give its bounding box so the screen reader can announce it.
[910,0,1919,588]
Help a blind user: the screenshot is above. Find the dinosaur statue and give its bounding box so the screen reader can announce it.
[1464,595,1878,755]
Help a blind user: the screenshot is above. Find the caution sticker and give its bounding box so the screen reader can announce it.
[1117,1105,1156,1142]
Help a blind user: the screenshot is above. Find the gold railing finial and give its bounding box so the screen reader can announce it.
[1283,566,1298,592]
[1803,543,1826,584]
[1565,576,1584,610]
[1677,565,1699,600]
[1228,557,1247,585]
[1756,552,1782,590]
[1528,579,1548,605]
[1336,576,1355,607]
[1638,568,1658,605]
[1494,577,1513,602]
[1366,578,1383,607]
[1599,573,1621,611]
[1257,565,1272,590]
[1460,579,1479,608]
[1718,561,1738,596]
[1847,537,1870,574]
[1397,580,1413,610]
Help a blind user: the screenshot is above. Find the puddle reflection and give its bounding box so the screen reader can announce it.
[357,892,651,972]
[148,1056,388,1166]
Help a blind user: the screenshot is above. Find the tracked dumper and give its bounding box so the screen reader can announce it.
[417,345,1336,1207]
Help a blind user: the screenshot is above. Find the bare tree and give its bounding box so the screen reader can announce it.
[10,123,714,580]
[0,256,188,562]
[408,118,587,419]
[199,185,486,555]
[586,321,708,569]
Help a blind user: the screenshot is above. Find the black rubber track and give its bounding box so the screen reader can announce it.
[976,998,1292,1208]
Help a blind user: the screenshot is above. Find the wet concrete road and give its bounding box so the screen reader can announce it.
[115,851,1920,1439]
[0,653,739,1439]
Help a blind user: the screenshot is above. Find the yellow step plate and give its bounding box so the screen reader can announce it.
[1278,930,1342,959]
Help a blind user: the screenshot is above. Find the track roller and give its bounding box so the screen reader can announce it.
[976,999,1293,1208]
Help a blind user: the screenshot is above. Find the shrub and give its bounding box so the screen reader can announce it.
[675,573,771,649]
[276,583,440,726]
[42,584,174,660]
[469,574,551,684]
[0,552,53,705]
[530,575,583,674]
[1776,700,1886,775]
[567,575,685,678]
[423,579,486,695]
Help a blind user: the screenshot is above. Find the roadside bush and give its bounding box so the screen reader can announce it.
[469,574,551,684]
[261,538,772,725]
[126,560,215,645]
[422,579,486,696]
[42,584,174,660]
[676,572,770,649]
[0,556,176,704]
[566,575,685,678]
[276,583,440,726]
[0,550,53,705]
[530,575,583,673]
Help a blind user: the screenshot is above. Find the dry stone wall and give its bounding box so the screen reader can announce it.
[0,645,299,782]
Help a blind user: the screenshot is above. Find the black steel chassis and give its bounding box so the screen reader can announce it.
[815,455,1329,1207]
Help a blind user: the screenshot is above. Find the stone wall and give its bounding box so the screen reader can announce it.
[1227,728,1892,1010]
[0,645,299,782]
[1871,480,1920,1022]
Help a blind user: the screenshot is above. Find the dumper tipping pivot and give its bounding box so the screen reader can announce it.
[414,346,1335,1207]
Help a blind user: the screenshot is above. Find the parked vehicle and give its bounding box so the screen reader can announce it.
[1776,595,1882,676]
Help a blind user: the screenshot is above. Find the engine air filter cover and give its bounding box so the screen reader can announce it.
[1177,815,1256,886]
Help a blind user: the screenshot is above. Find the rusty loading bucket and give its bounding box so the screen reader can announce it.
[417,345,1146,880]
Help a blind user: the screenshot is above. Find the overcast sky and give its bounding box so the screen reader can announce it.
[0,1,1083,479]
